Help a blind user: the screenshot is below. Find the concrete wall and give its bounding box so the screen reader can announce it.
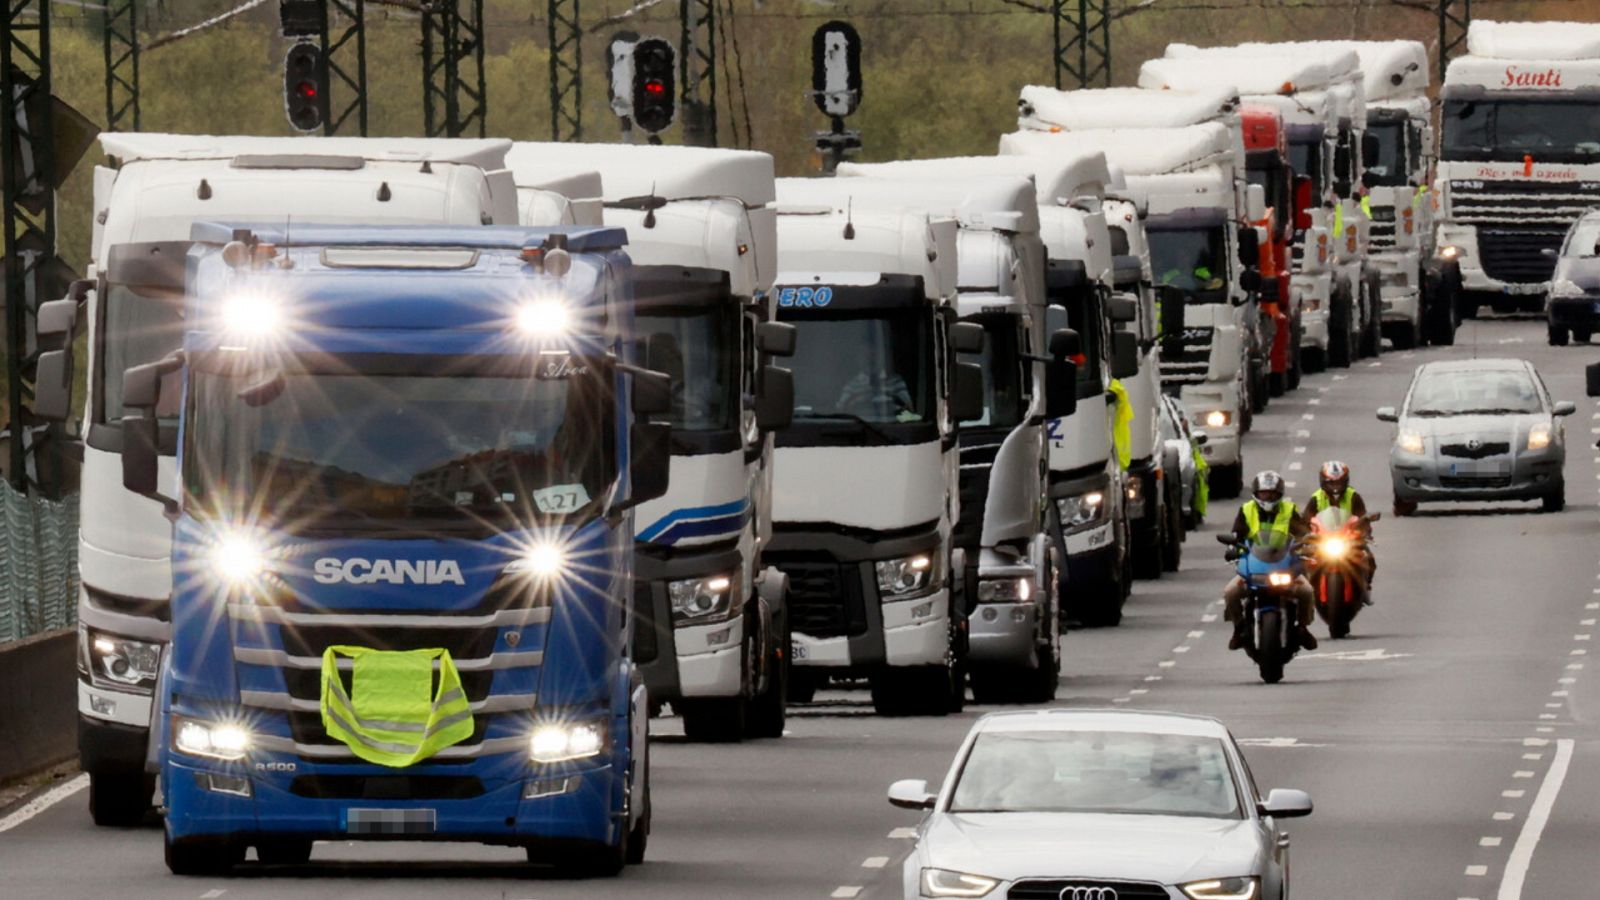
[0,628,76,782]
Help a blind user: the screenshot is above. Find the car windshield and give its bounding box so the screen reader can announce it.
[99,282,185,426]
[949,730,1240,818]
[1150,227,1228,297]
[183,353,613,535]
[1408,369,1542,416]
[634,306,739,432]
[958,315,1027,429]
[1443,99,1600,162]
[786,309,934,426]
[1365,120,1409,186]
[1288,140,1324,197]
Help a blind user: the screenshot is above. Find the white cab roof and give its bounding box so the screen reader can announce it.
[99,133,511,169]
[774,202,959,303]
[1018,85,1237,131]
[837,154,1110,206]
[778,174,1040,235]
[1001,123,1234,178]
[513,169,604,227]
[1467,20,1600,60]
[1228,41,1429,99]
[506,142,774,206]
[1141,53,1339,96]
[976,709,1231,739]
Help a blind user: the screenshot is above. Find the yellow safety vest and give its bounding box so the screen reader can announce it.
[1191,444,1210,518]
[1310,488,1354,515]
[320,645,475,767]
[1241,500,1297,549]
[1108,379,1134,470]
[1359,195,1373,219]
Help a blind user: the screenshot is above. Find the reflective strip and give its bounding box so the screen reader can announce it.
[228,604,550,629]
[234,647,543,671]
[240,689,538,715]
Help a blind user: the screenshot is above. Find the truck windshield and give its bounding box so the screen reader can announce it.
[1365,120,1409,186]
[958,315,1027,429]
[183,354,613,535]
[1150,227,1228,298]
[99,283,185,427]
[1443,99,1600,162]
[634,306,739,433]
[786,309,934,426]
[1288,140,1324,197]
[1245,163,1290,227]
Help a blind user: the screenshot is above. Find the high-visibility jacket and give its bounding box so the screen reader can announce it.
[1191,444,1210,519]
[1241,500,1298,548]
[1309,487,1355,515]
[321,645,474,767]
[1108,378,1134,470]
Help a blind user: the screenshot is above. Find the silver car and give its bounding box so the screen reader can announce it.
[1159,395,1206,532]
[888,709,1311,899]
[1378,358,1574,515]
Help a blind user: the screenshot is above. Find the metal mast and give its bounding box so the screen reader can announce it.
[1053,0,1110,90]
[548,0,582,141]
[320,0,368,135]
[421,0,486,138]
[679,0,716,146]
[1438,0,1471,80]
[101,0,139,131]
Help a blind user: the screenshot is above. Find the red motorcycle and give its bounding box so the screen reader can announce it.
[1306,508,1379,639]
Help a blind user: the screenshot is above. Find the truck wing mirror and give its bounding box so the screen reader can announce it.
[952,361,985,423]
[755,321,797,358]
[122,354,182,410]
[1106,295,1138,323]
[1361,133,1380,169]
[1237,227,1260,268]
[1110,331,1139,380]
[121,414,161,497]
[33,349,74,423]
[621,422,671,509]
[238,370,287,408]
[1048,328,1081,361]
[756,365,794,432]
[1293,176,1315,231]
[1588,363,1600,398]
[1375,406,1399,422]
[949,322,985,354]
[630,367,673,417]
[1238,268,1263,295]
[36,297,78,342]
[1045,359,1078,419]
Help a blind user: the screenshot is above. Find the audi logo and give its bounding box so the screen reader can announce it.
[1058,889,1118,900]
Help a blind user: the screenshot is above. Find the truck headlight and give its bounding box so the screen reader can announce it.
[1182,876,1259,899]
[87,630,161,692]
[1204,410,1230,429]
[211,533,268,585]
[516,298,570,336]
[1056,490,1107,530]
[529,719,606,764]
[172,716,252,762]
[1528,423,1553,451]
[921,868,999,898]
[1124,475,1147,518]
[219,292,284,337]
[1397,431,1425,455]
[976,577,1031,604]
[1438,244,1462,260]
[875,552,941,600]
[668,571,741,624]
[505,542,567,580]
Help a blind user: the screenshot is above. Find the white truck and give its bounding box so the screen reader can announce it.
[1004,123,1254,498]
[768,181,985,715]
[1151,47,1384,368]
[506,143,796,742]
[1437,20,1600,317]
[72,134,520,825]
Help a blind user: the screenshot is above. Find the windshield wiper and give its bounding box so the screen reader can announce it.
[1457,408,1528,416]
[795,411,896,445]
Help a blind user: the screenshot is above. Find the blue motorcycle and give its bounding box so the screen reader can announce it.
[1218,534,1308,684]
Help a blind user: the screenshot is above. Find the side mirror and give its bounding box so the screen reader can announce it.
[1366,511,1383,523]
[36,297,78,341]
[1588,362,1600,398]
[1045,359,1078,419]
[1245,184,1267,222]
[1259,788,1314,819]
[1110,331,1139,380]
[952,361,985,423]
[1215,533,1236,545]
[1362,133,1380,169]
[887,778,936,811]
[1048,327,1081,360]
[1376,406,1399,422]
[33,349,73,422]
[1553,400,1577,417]
[756,365,794,432]
[624,422,671,508]
[121,414,161,497]
[755,321,797,358]
[631,368,673,417]
[1106,295,1138,324]
[1293,175,1315,231]
[1193,432,1208,446]
[949,321,985,354]
[1237,228,1260,268]
[123,358,176,410]
[1239,268,1262,295]
[1541,247,1560,259]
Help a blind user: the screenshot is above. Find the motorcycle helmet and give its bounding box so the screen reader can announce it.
[1320,460,1350,498]
[1251,470,1285,514]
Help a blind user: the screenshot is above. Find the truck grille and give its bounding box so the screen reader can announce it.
[1477,226,1564,285]
[1440,441,1510,459]
[1369,205,1398,251]
[1448,179,1600,228]
[1159,326,1213,386]
[774,560,868,639]
[955,440,1002,553]
[1008,880,1169,900]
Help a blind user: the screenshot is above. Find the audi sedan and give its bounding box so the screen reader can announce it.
[1379,358,1573,515]
[887,709,1311,900]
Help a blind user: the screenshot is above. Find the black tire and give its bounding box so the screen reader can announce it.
[1361,274,1384,358]
[786,669,818,704]
[1287,345,1303,390]
[89,772,153,828]
[1210,462,1243,500]
[1257,609,1285,685]
[1393,498,1418,517]
[1544,491,1566,513]
[1549,323,1570,346]
[1324,573,1351,640]
[546,838,626,878]
[1268,371,1286,398]
[868,664,959,717]
[1386,321,1418,351]
[1133,510,1164,581]
[1301,346,1326,375]
[745,618,789,740]
[1459,289,1483,319]
[165,831,244,877]
[256,840,313,866]
[1029,644,1062,704]
[1576,328,1593,344]
[679,697,745,743]
[1328,286,1354,368]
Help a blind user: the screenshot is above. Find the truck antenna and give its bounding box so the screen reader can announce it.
[843,198,856,240]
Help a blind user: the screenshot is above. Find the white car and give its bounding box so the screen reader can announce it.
[888,709,1311,899]
[1158,395,1207,532]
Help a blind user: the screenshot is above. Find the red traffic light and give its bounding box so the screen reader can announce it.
[295,81,318,100]
[643,79,666,97]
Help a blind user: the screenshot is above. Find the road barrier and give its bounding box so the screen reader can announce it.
[0,627,76,782]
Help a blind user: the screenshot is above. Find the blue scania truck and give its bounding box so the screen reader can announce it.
[98,223,667,876]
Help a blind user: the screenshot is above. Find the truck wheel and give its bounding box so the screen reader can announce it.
[869,665,958,717]
[1268,371,1286,398]
[89,772,153,827]
[1576,328,1593,345]
[786,670,818,704]
[1209,462,1243,500]
[744,630,789,739]
[1361,274,1384,357]
[1133,508,1164,582]
[256,840,313,866]
[1328,286,1353,368]
[1386,321,1418,351]
[1548,323,1570,346]
[165,831,244,877]
[1301,347,1325,374]
[1162,490,1184,572]
[678,697,746,743]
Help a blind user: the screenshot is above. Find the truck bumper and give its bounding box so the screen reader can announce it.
[1438,226,1550,296]
[788,589,949,670]
[1294,274,1331,350]
[1381,286,1421,324]
[968,601,1039,666]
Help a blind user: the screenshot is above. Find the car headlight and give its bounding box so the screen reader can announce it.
[1550,278,1585,298]
[1397,431,1425,455]
[1056,490,1108,530]
[976,577,1031,604]
[876,552,942,600]
[87,629,161,692]
[1204,410,1231,429]
[1183,876,1260,899]
[668,570,741,624]
[920,867,1000,898]
[172,716,252,762]
[1528,423,1553,451]
[529,719,607,764]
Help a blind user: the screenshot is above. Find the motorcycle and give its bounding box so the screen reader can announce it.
[1305,508,1380,640]
[1218,533,1309,684]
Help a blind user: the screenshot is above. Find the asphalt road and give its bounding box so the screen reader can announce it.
[3,317,1598,899]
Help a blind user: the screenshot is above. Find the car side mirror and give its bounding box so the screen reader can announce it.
[631,368,673,417]
[952,361,985,423]
[1193,432,1208,446]
[756,365,794,432]
[755,321,797,358]
[1045,359,1078,419]
[1048,327,1081,360]
[949,322,985,354]
[887,779,936,811]
[1588,362,1600,398]
[623,422,671,509]
[1541,247,1560,259]
[1553,400,1577,417]
[1259,788,1314,819]
[1376,406,1398,422]
[1106,295,1138,323]
[1110,331,1139,380]
[1237,227,1260,268]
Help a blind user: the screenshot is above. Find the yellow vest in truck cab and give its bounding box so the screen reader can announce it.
[320,645,475,767]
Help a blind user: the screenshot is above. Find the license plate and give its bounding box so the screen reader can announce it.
[790,641,808,661]
[345,808,436,835]
[1450,460,1509,476]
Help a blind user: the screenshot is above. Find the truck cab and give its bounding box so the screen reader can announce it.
[505,143,794,743]
[768,187,981,716]
[72,223,665,875]
[72,134,519,826]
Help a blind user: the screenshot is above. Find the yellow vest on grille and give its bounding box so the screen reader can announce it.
[320,645,475,767]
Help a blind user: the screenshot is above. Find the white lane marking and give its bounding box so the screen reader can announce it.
[1582,619,1596,626]
[1574,634,1590,641]
[1467,865,1489,876]
[1540,714,1559,720]
[0,774,88,834]
[1285,481,1298,489]
[1112,697,1131,704]
[1308,398,1322,406]
[1289,462,1304,471]
[832,888,863,899]
[1159,660,1176,668]
[1300,648,1412,662]
[1552,690,1569,697]
[1201,614,1218,623]
[1514,771,1535,779]
[1494,812,1516,821]
[1316,386,1330,393]
[1187,630,1205,639]
[1567,663,1585,670]
[1498,739,1577,900]
[1559,678,1577,685]
[1295,429,1312,439]
[1502,790,1526,798]
[862,857,889,869]
[1538,727,1555,733]
[1333,374,1348,381]
[1481,837,1503,847]
[888,827,917,839]
[1522,754,1543,761]
[200,892,227,900]
[1524,738,1549,747]
[1302,413,1316,421]
[1145,675,1163,682]
[1173,645,1191,654]
[1587,603,1600,610]
[1292,445,1308,455]
[1570,649,1587,656]
[1545,703,1564,709]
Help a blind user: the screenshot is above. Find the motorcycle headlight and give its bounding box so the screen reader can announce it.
[1528,423,1553,451]
[976,577,1032,604]
[1397,431,1425,455]
[921,868,1000,898]
[172,716,252,762]
[86,629,161,693]
[1267,571,1294,587]
[668,570,742,625]
[1183,876,1259,899]
[1321,536,1350,561]
[875,552,942,600]
[1056,490,1108,530]
[529,718,607,764]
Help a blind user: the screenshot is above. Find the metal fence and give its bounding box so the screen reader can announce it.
[0,481,78,643]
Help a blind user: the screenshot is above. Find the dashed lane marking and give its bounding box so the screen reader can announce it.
[1187,630,1205,639]
[1467,865,1488,876]
[1302,413,1316,421]
[862,857,889,869]
[832,887,863,898]
[1498,740,1577,899]
[1293,445,1308,454]
[200,892,227,900]
[0,774,87,834]
[1481,837,1503,848]
[1300,648,1412,662]
[1514,771,1536,779]
[1494,812,1516,822]
[1295,429,1312,438]
[1145,675,1162,682]
[1289,462,1303,471]
[1501,790,1526,799]
[1201,614,1218,623]
[888,828,917,839]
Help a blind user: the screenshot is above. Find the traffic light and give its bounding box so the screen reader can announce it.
[811,21,862,118]
[283,41,326,133]
[631,37,676,135]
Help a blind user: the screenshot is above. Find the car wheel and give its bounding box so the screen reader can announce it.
[1543,492,1566,513]
[1393,498,1418,517]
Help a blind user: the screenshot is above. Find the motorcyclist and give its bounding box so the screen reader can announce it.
[1303,460,1375,594]
[1223,470,1317,652]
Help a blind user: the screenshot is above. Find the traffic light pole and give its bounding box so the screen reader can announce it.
[1438,0,1471,80]
[679,0,716,147]
[1052,0,1110,91]
[320,0,367,136]
[421,0,486,139]
[548,0,582,141]
[1,0,56,492]
[101,0,139,131]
